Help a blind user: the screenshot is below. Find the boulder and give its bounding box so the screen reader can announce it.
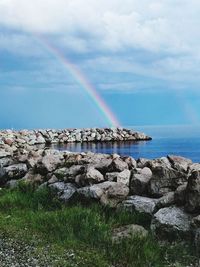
[137,158,149,168]
[120,195,158,215]
[174,183,187,206]
[77,181,129,207]
[123,157,137,169]
[116,169,131,185]
[105,172,119,182]
[130,167,152,195]
[151,206,192,240]
[84,167,104,185]
[6,179,19,189]
[22,171,44,184]
[36,149,64,174]
[49,181,66,193]
[185,171,200,213]
[0,150,12,158]
[148,158,187,197]
[108,158,129,172]
[3,163,28,180]
[0,157,13,167]
[167,155,192,173]
[54,165,85,181]
[155,192,175,210]
[49,182,77,203]
[112,224,148,243]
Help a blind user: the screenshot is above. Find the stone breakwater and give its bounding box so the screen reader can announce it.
[0,128,151,147]
[1,142,200,246]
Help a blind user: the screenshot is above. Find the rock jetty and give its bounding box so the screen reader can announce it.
[2,129,200,247]
[0,128,151,147]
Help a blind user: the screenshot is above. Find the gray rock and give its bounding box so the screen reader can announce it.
[109,158,129,172]
[0,157,13,167]
[151,206,192,239]
[84,167,104,185]
[105,172,119,181]
[155,192,175,210]
[48,175,59,184]
[77,181,129,207]
[116,169,131,185]
[120,195,158,215]
[49,181,66,193]
[185,170,200,213]
[167,155,192,173]
[59,184,77,203]
[36,149,64,174]
[3,163,28,180]
[112,224,148,243]
[130,167,152,195]
[22,171,44,184]
[174,183,187,206]
[148,159,187,197]
[124,157,137,169]
[137,158,149,168]
[6,179,19,189]
[0,150,12,158]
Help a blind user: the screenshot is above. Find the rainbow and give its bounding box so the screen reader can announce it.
[35,35,120,127]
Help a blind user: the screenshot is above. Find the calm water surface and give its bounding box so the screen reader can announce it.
[50,125,200,162]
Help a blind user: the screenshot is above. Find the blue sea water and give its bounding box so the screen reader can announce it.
[52,125,200,163]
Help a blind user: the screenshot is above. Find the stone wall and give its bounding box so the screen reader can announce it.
[0,128,151,147]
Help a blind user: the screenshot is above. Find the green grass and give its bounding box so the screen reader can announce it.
[0,183,197,267]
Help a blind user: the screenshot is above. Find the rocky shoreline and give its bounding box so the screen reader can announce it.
[0,128,151,147]
[1,128,200,248]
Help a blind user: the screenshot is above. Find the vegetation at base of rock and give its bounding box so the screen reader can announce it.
[0,184,198,267]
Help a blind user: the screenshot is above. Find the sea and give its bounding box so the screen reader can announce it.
[51,125,200,163]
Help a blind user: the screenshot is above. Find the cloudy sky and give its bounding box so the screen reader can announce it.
[1,0,200,128]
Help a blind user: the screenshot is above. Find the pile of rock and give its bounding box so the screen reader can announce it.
[0,128,151,147]
[1,143,200,246]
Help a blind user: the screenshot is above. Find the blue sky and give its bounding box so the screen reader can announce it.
[1,0,200,129]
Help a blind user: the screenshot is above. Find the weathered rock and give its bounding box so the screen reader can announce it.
[77,181,129,207]
[84,167,104,185]
[0,150,12,158]
[123,156,137,169]
[185,170,200,213]
[148,158,187,197]
[112,224,148,243]
[116,169,131,185]
[137,158,149,168]
[130,167,152,195]
[174,183,187,206]
[155,192,175,210]
[120,195,158,215]
[105,172,119,182]
[108,158,129,172]
[48,175,59,184]
[59,184,77,203]
[49,181,66,192]
[36,149,64,174]
[167,155,192,173]
[54,165,85,181]
[0,157,13,167]
[3,163,28,180]
[151,206,192,239]
[6,179,19,189]
[49,182,77,202]
[22,171,44,184]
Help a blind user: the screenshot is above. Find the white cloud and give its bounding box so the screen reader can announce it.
[0,0,200,55]
[1,0,200,92]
